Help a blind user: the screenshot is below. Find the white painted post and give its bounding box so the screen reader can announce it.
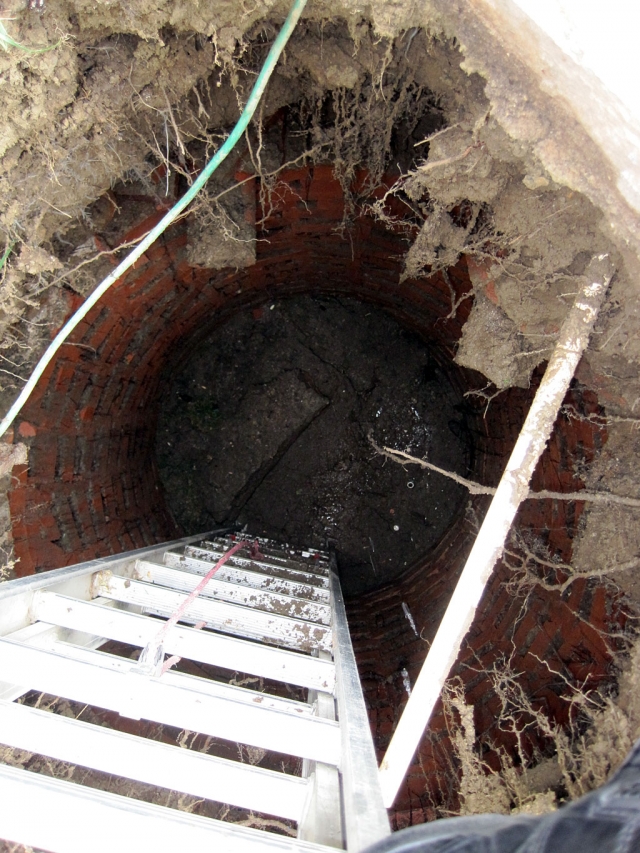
[378,253,614,808]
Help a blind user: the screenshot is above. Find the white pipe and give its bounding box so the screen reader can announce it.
[378,253,614,808]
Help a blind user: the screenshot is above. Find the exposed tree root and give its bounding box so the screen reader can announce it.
[369,436,640,508]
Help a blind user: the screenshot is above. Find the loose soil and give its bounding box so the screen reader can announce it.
[156,296,470,596]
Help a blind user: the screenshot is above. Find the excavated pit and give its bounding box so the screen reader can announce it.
[2,2,640,829]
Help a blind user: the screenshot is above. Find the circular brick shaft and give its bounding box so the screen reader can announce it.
[8,165,627,825]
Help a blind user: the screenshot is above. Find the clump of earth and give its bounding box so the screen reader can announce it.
[156,296,471,596]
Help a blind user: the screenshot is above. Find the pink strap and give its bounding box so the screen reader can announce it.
[138,539,253,674]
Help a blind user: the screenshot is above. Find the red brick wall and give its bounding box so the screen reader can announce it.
[7,165,624,827]
[8,166,475,574]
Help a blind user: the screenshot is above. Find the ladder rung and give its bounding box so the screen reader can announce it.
[239,536,328,557]
[93,573,332,653]
[175,548,330,588]
[0,618,112,703]
[0,699,308,820]
[0,639,341,764]
[204,538,330,567]
[136,561,331,625]
[163,552,330,603]
[190,544,330,578]
[32,592,336,693]
[40,641,318,719]
[8,612,109,651]
[0,763,336,853]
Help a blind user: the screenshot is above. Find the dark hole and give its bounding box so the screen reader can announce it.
[156,295,473,596]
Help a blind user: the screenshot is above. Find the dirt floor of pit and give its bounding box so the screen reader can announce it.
[155,296,471,596]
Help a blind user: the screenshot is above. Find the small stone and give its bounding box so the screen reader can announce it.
[523,173,549,190]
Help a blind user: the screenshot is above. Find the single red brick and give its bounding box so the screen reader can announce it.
[10,463,29,485]
[78,406,95,422]
[10,521,29,541]
[119,211,166,246]
[13,558,35,578]
[18,421,36,437]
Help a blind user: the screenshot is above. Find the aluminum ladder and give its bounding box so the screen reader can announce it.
[0,531,390,852]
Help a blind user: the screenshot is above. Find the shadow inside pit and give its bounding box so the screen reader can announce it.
[155,296,473,597]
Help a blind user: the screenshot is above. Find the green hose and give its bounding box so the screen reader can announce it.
[0,0,307,439]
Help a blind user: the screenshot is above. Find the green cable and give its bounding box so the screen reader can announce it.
[0,0,307,439]
[0,21,61,54]
[0,241,15,273]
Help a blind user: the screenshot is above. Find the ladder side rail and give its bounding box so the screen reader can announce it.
[0,699,308,820]
[329,568,391,852]
[0,763,336,853]
[298,650,343,849]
